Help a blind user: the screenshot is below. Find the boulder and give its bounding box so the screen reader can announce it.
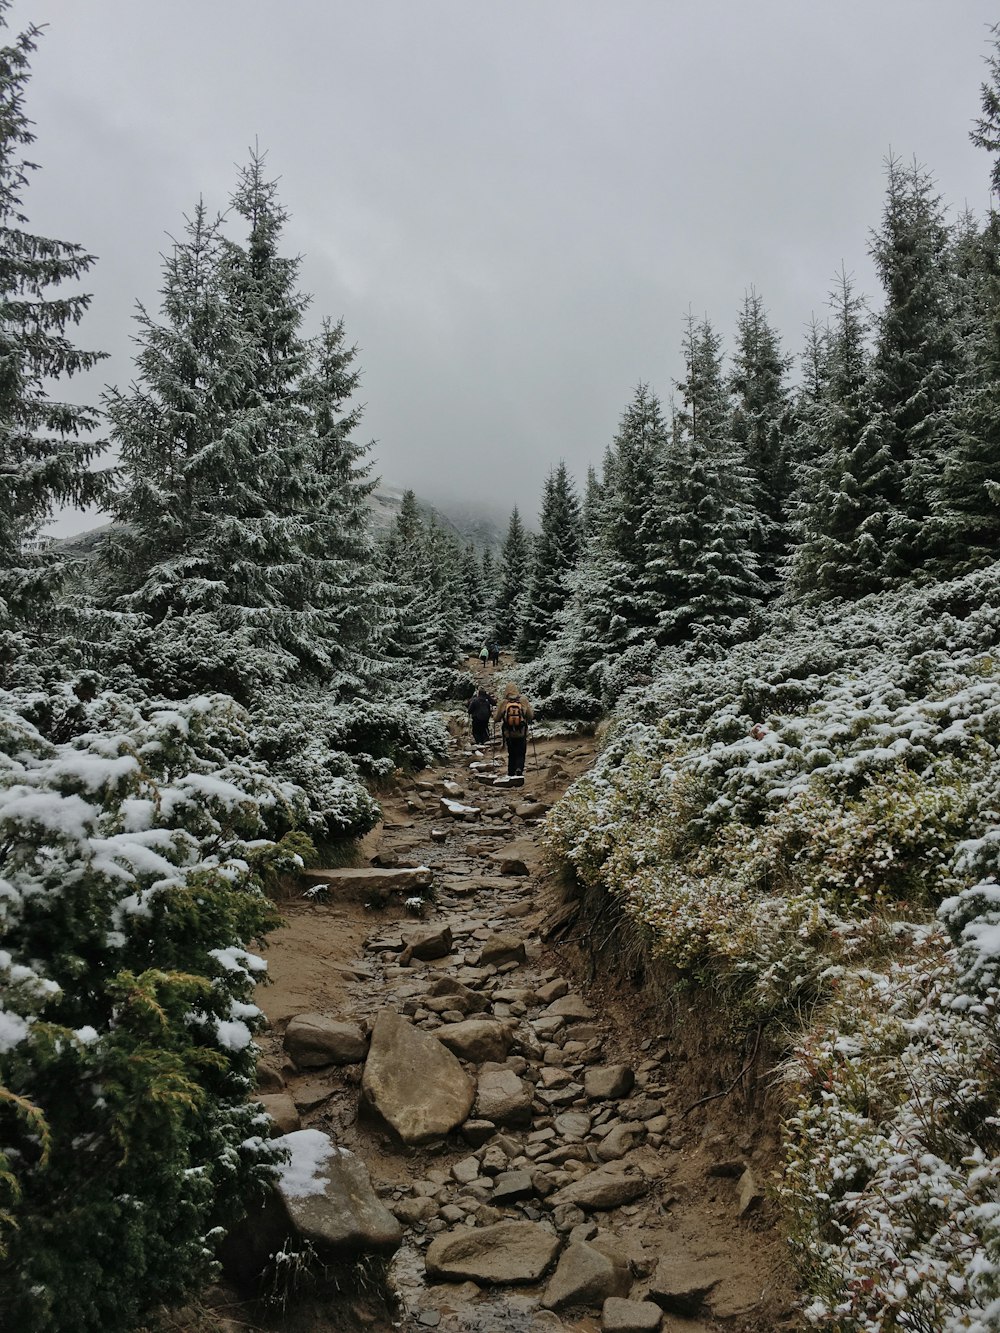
[425,1221,561,1285]
[284,1014,368,1067]
[475,1067,534,1127]
[479,933,527,966]
[535,978,570,1004]
[541,1240,631,1310]
[427,975,489,1013]
[601,1297,663,1332]
[514,801,549,819]
[594,1123,646,1162]
[255,1093,301,1135]
[737,1166,764,1216]
[361,1009,476,1144]
[490,1169,535,1203]
[435,1018,513,1064]
[299,865,432,903]
[402,923,453,961]
[545,994,596,1021]
[585,1065,635,1101]
[647,1255,723,1316]
[500,858,530,876]
[549,1166,648,1212]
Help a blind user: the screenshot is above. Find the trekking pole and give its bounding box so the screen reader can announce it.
[530,732,539,772]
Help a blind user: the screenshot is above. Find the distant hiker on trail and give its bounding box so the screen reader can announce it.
[496,682,533,777]
[489,641,500,667]
[467,687,493,745]
[479,644,489,667]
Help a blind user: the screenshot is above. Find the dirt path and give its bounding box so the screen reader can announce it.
[218,665,797,1332]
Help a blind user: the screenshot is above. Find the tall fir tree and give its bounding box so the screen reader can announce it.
[494,506,532,647]
[866,155,961,576]
[932,33,1000,572]
[792,270,886,596]
[0,3,108,639]
[729,289,792,585]
[518,461,582,659]
[647,316,761,642]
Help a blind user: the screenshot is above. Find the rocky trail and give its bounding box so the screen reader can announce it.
[200,667,796,1333]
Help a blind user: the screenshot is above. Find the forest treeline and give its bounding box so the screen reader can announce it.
[6,0,1000,1325]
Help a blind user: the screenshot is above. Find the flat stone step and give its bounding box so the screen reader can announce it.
[300,866,432,902]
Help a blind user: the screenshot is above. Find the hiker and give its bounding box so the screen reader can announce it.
[489,641,500,667]
[467,687,493,745]
[495,682,533,777]
[479,643,489,667]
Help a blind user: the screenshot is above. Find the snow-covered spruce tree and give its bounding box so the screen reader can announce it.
[0,689,301,1333]
[0,3,108,671]
[494,506,532,649]
[479,545,498,635]
[791,270,886,597]
[785,316,831,525]
[423,516,464,662]
[648,316,762,644]
[728,289,793,587]
[932,39,1000,575]
[866,155,961,577]
[581,464,602,538]
[518,461,582,660]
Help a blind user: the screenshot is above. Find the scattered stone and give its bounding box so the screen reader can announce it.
[255,1093,301,1135]
[461,1119,496,1147]
[435,1018,513,1064]
[283,1014,368,1067]
[535,978,570,1004]
[441,781,465,798]
[647,1255,723,1316]
[256,1058,285,1093]
[290,1079,334,1112]
[430,828,448,843]
[545,994,596,1021]
[499,858,530,876]
[585,1065,635,1101]
[475,1067,533,1127]
[427,976,489,1013]
[393,1196,438,1226]
[424,1221,561,1285]
[479,934,527,966]
[504,900,534,919]
[594,1123,646,1162]
[737,1167,764,1216]
[403,923,454,961]
[514,801,549,819]
[549,1166,649,1212]
[361,1009,476,1144]
[554,1110,592,1140]
[491,1169,535,1203]
[441,798,482,821]
[451,1156,482,1186]
[601,1297,663,1332]
[541,1240,631,1310]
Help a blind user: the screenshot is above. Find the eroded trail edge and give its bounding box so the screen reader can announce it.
[249,710,796,1333]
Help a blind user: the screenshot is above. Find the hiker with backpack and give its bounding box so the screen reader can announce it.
[489,641,501,667]
[479,643,489,668]
[467,687,494,745]
[495,683,533,777]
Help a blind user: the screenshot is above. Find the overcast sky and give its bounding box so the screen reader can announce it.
[11,0,999,533]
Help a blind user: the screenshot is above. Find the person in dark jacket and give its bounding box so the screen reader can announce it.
[467,687,493,745]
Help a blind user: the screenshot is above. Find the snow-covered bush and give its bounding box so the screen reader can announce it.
[323,697,450,772]
[545,564,1000,1324]
[0,686,306,1333]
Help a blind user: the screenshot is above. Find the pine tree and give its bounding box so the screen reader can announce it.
[519,461,582,659]
[792,270,886,596]
[729,289,793,585]
[0,3,108,631]
[494,507,531,647]
[581,465,602,536]
[649,316,761,641]
[867,155,960,576]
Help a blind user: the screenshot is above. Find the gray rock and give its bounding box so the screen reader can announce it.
[541,1240,631,1310]
[403,923,453,961]
[490,1169,535,1202]
[647,1255,723,1315]
[427,975,489,1013]
[585,1065,635,1101]
[424,1220,561,1285]
[283,1014,368,1067]
[475,1067,533,1128]
[737,1166,764,1216]
[535,978,570,1004]
[545,994,596,1021]
[479,933,527,966]
[500,858,530,875]
[549,1166,648,1212]
[601,1297,663,1332]
[451,1156,481,1185]
[594,1123,646,1162]
[435,1018,513,1064]
[460,1119,496,1147]
[554,1110,592,1140]
[392,1196,438,1226]
[276,1133,402,1258]
[361,1009,476,1144]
